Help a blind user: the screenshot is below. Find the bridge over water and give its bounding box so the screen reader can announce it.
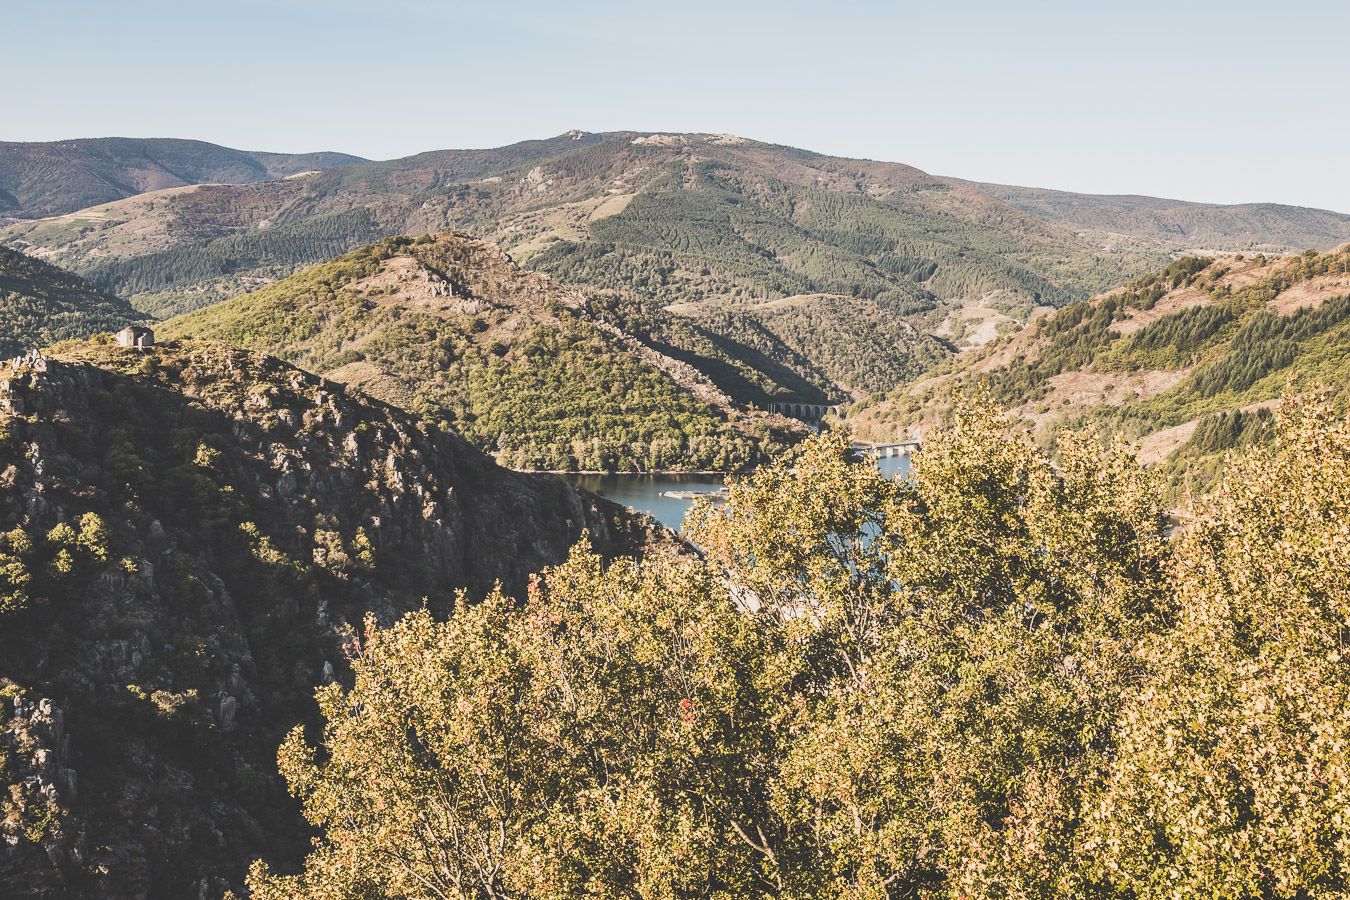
[768,401,844,422]
[852,439,922,459]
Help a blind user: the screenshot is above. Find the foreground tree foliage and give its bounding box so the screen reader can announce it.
[1084,401,1350,896]
[250,402,1350,899]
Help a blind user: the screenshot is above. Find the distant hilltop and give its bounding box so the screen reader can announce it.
[0,137,366,219]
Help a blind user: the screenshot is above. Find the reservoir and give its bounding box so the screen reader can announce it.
[562,454,911,532]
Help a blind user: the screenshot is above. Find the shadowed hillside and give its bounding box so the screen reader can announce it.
[0,246,147,356]
[0,338,663,896]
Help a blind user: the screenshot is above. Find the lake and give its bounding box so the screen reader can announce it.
[562,455,911,531]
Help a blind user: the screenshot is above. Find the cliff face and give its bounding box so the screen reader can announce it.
[0,339,660,897]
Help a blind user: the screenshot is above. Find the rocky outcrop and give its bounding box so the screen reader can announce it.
[0,339,665,897]
[1,696,80,894]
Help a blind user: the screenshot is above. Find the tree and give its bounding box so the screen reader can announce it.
[1084,399,1350,897]
[249,547,782,899]
[251,401,1350,899]
[691,407,1171,896]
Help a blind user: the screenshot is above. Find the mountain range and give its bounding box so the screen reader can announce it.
[0,137,365,220]
[1,131,1144,321]
[5,133,1346,327]
[2,131,1348,475]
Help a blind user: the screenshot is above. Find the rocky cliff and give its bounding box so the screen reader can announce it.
[0,338,661,897]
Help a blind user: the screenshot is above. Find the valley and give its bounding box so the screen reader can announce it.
[5,0,1349,893]
[5,131,1348,478]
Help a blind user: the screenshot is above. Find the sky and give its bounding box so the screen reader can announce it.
[8,0,1349,211]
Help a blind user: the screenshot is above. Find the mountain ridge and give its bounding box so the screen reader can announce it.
[845,244,1350,494]
[7,130,1341,336]
[159,230,804,472]
[0,131,1171,319]
[0,137,366,220]
[966,179,1350,252]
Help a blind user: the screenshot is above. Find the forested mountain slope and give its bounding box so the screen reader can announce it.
[666,291,950,396]
[0,246,147,356]
[1,131,1160,336]
[847,245,1350,492]
[160,231,802,472]
[970,181,1350,252]
[0,137,365,220]
[0,338,660,897]
[11,132,1345,406]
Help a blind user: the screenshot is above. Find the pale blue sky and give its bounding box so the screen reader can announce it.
[8,0,1348,210]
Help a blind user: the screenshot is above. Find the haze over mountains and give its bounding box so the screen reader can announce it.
[969,181,1350,253]
[0,137,366,220]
